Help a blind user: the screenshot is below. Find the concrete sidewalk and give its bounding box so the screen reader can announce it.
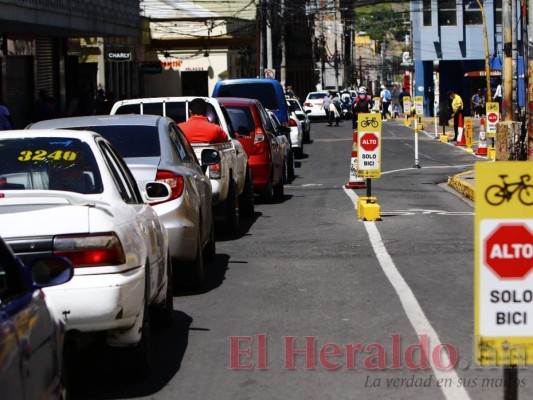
[418,116,481,202]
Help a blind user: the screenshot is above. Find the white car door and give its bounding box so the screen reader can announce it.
[97,140,167,299]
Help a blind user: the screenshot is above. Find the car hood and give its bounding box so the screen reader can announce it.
[0,191,106,237]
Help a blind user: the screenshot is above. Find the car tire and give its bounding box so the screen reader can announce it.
[304,126,311,144]
[191,227,205,289]
[261,175,274,203]
[154,252,174,327]
[203,216,216,261]
[225,179,240,233]
[273,178,284,199]
[287,150,295,182]
[239,167,254,217]
[295,142,304,159]
[124,265,152,377]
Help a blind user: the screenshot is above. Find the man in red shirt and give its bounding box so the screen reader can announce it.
[178,98,228,143]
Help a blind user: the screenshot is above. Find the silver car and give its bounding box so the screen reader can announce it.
[28,114,219,287]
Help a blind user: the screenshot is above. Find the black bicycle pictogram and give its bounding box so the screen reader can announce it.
[484,174,533,206]
[359,115,379,128]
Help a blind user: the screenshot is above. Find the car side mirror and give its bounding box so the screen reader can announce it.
[31,256,74,287]
[305,109,312,114]
[200,149,221,173]
[145,181,171,203]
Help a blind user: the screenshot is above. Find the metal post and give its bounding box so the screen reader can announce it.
[414,115,420,168]
[503,365,518,400]
[366,178,371,199]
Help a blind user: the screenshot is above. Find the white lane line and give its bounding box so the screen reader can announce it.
[382,164,475,175]
[343,187,472,400]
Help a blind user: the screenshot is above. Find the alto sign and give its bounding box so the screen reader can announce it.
[485,224,533,279]
[356,114,382,179]
[475,162,533,366]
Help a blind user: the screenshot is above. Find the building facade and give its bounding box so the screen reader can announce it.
[410,0,519,116]
[0,0,140,127]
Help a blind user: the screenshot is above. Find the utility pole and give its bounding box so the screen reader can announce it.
[502,0,513,121]
[474,0,492,101]
[280,0,286,88]
[528,0,533,159]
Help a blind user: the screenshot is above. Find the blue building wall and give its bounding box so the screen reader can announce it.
[410,0,513,116]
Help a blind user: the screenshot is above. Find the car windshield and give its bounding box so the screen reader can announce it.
[225,107,256,133]
[216,83,280,111]
[0,137,102,194]
[64,125,161,158]
[308,93,327,100]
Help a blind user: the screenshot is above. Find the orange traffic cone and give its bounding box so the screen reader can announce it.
[345,130,366,189]
[455,113,466,147]
[476,118,488,156]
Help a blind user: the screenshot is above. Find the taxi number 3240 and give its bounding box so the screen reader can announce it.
[18,150,78,162]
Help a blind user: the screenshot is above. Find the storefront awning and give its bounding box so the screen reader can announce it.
[464,70,502,77]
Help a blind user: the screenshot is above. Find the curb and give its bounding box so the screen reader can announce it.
[447,170,475,201]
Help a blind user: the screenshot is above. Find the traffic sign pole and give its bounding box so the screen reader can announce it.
[414,115,421,168]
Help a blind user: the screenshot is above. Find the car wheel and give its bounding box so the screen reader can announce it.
[304,126,311,143]
[239,167,254,217]
[287,150,295,181]
[273,178,284,199]
[154,252,173,327]
[295,142,304,159]
[225,179,240,233]
[124,265,152,377]
[261,175,274,203]
[203,216,216,261]
[191,227,205,289]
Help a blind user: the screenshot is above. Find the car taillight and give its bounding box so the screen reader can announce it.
[209,162,221,179]
[53,233,126,267]
[252,132,267,155]
[289,118,297,127]
[304,102,312,107]
[155,170,184,203]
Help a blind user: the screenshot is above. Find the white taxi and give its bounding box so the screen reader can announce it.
[0,130,173,373]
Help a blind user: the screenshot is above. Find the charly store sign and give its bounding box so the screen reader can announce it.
[106,49,133,62]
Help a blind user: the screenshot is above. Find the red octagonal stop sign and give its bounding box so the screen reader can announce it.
[487,112,498,123]
[360,133,379,152]
[485,224,533,278]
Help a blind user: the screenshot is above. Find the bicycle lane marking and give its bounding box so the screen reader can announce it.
[343,186,472,400]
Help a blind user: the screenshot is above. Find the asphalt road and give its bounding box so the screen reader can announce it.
[69,117,533,400]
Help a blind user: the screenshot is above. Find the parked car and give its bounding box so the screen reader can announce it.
[28,114,219,287]
[288,110,304,158]
[0,235,73,400]
[110,96,254,232]
[287,98,311,143]
[217,97,284,201]
[0,129,173,374]
[266,109,295,183]
[212,78,291,126]
[303,91,329,118]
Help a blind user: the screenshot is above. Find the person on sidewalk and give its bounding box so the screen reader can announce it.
[380,85,392,121]
[471,89,485,118]
[493,78,502,112]
[178,98,228,143]
[448,90,463,141]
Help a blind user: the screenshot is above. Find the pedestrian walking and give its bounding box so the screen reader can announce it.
[0,97,13,130]
[329,92,342,126]
[448,90,463,141]
[323,91,334,126]
[398,86,410,115]
[380,85,392,121]
[471,89,485,118]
